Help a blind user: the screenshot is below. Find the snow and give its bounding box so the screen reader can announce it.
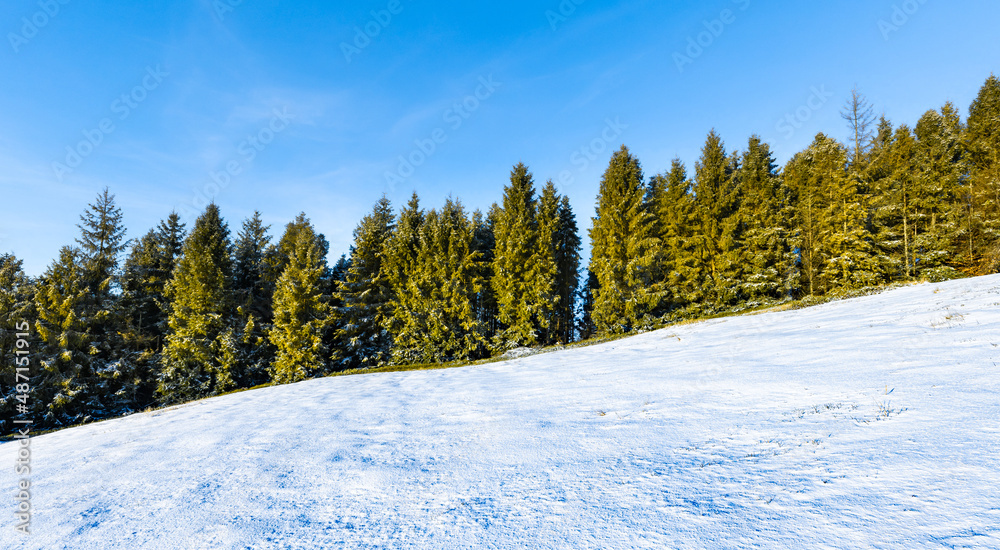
[3,274,1000,549]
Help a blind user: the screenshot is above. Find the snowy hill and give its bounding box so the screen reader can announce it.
[3,275,999,549]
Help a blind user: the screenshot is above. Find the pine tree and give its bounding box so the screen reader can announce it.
[332,196,396,369]
[0,254,33,435]
[692,131,740,309]
[913,104,967,280]
[158,204,236,403]
[737,136,797,303]
[76,187,127,304]
[388,198,485,363]
[786,134,843,295]
[492,163,547,349]
[117,213,187,408]
[535,181,561,345]
[553,195,581,343]
[269,216,330,384]
[75,188,129,412]
[577,269,599,340]
[819,136,886,291]
[231,211,275,387]
[33,247,93,426]
[965,74,1000,273]
[589,145,660,334]
[471,206,500,342]
[653,159,701,315]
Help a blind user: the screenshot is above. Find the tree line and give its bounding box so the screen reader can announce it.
[1,74,998,435]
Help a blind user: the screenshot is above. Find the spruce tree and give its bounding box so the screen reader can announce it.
[0,254,33,435]
[553,195,581,343]
[965,74,1000,273]
[388,198,485,363]
[332,196,396,369]
[471,206,500,342]
[737,136,797,303]
[117,213,187,408]
[692,131,741,309]
[33,247,93,426]
[786,134,842,295]
[535,181,561,345]
[913,104,967,280]
[492,163,547,349]
[269,216,330,384]
[158,204,236,403]
[577,269,599,341]
[589,145,659,334]
[75,188,128,409]
[231,211,276,386]
[655,159,700,315]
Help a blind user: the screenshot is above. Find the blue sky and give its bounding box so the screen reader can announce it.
[1,0,998,275]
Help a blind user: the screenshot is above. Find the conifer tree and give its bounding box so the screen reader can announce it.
[384,193,424,350]
[692,131,741,308]
[158,204,236,403]
[492,163,548,348]
[33,247,93,426]
[912,104,967,280]
[841,87,878,170]
[965,74,1000,273]
[535,181,562,345]
[656,159,701,314]
[589,145,659,333]
[577,269,599,341]
[76,188,127,303]
[388,199,485,363]
[231,211,275,386]
[786,134,843,295]
[117,213,187,408]
[813,135,886,291]
[471,206,500,342]
[737,136,797,303]
[0,254,33,435]
[269,216,330,384]
[332,196,396,369]
[74,189,128,396]
[553,195,581,343]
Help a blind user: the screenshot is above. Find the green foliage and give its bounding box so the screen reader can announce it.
[491,163,548,348]
[965,74,1000,273]
[269,216,330,384]
[692,131,742,309]
[33,247,93,426]
[0,254,34,434]
[736,136,798,303]
[231,211,276,386]
[553,194,582,343]
[387,197,486,363]
[590,145,660,334]
[158,204,236,403]
[333,196,396,369]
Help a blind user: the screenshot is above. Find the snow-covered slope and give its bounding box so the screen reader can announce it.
[3,275,999,549]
